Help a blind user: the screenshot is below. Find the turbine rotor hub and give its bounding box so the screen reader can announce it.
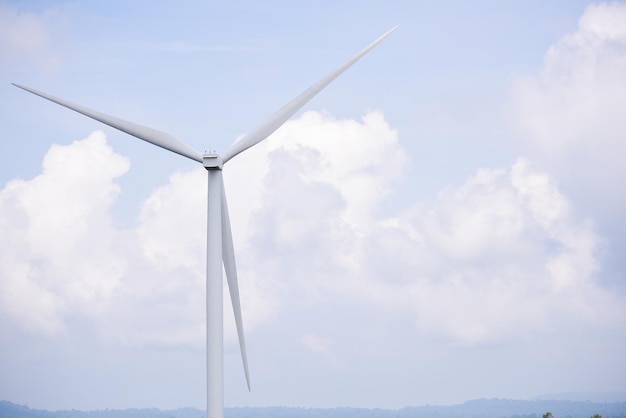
[203,153,223,170]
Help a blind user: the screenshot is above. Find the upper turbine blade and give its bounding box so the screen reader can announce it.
[221,25,399,164]
[12,83,203,163]
[220,175,251,391]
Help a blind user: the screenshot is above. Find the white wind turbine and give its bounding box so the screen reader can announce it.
[13,26,397,418]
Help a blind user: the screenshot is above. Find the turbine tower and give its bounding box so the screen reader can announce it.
[13,26,398,418]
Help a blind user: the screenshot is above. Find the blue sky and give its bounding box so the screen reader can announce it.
[1,0,625,412]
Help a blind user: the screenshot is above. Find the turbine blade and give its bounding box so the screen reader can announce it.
[221,25,399,164]
[12,83,203,163]
[220,175,250,391]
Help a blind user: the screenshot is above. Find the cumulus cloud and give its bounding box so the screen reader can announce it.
[513,1,626,220]
[1,109,623,355]
[240,121,617,346]
[224,110,406,246]
[226,111,621,347]
[396,159,609,345]
[515,2,626,150]
[0,111,405,347]
[0,131,129,335]
[0,131,208,346]
[138,168,205,272]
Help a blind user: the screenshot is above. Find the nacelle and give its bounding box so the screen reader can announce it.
[203,153,223,170]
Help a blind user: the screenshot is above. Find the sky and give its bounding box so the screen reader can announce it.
[1,0,626,412]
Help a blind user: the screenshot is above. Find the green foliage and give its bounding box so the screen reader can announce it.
[591,414,602,418]
[543,412,553,418]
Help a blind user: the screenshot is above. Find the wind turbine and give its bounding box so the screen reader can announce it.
[13,26,398,418]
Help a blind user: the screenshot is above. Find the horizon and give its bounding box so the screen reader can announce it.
[5,394,626,412]
[1,0,625,412]
[2,396,626,418]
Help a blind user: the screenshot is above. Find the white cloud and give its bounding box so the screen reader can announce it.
[0,111,405,347]
[393,158,609,345]
[224,110,406,245]
[514,2,626,151]
[0,2,60,72]
[513,1,626,220]
[1,110,623,355]
[225,110,622,347]
[138,168,206,272]
[0,131,129,334]
[0,131,208,346]
[250,150,616,347]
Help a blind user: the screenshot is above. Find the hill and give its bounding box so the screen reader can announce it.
[1,399,625,418]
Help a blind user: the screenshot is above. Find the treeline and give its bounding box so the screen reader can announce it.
[1,399,625,418]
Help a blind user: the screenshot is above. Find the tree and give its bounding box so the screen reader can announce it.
[591,414,602,418]
[543,412,553,418]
